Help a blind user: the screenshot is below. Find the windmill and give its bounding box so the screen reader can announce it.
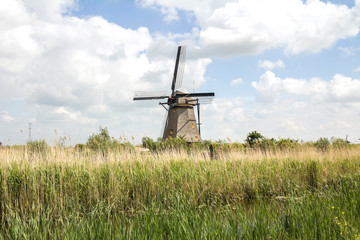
[133,46,215,142]
[345,135,350,144]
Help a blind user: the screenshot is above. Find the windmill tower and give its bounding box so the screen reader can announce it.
[133,46,214,142]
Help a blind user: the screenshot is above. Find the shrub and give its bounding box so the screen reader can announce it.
[258,138,276,152]
[26,139,49,154]
[86,127,120,155]
[276,138,299,150]
[230,142,246,150]
[245,131,264,148]
[113,139,135,152]
[75,143,86,152]
[162,136,189,151]
[142,137,161,151]
[331,137,348,149]
[314,137,330,151]
[6,145,26,151]
[142,136,188,151]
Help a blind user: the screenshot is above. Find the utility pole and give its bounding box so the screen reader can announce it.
[28,122,32,142]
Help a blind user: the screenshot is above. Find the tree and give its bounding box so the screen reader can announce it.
[86,126,114,155]
[245,131,264,148]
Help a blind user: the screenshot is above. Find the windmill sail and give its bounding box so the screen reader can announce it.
[176,92,214,98]
[175,46,186,91]
[133,91,168,101]
[160,109,170,138]
[171,46,187,95]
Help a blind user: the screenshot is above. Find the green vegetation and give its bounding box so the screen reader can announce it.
[142,136,189,151]
[245,130,264,147]
[0,131,359,239]
[26,139,49,153]
[314,137,331,152]
[86,126,134,155]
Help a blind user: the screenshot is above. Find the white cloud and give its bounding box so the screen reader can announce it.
[252,71,360,103]
[23,0,78,20]
[199,93,360,142]
[0,2,40,77]
[201,97,247,140]
[202,0,360,55]
[354,66,360,72]
[54,107,84,122]
[139,0,360,56]
[181,58,212,91]
[281,119,305,131]
[251,71,283,102]
[230,77,243,86]
[0,0,211,108]
[200,93,360,142]
[338,47,356,56]
[0,111,14,123]
[160,6,179,22]
[136,0,233,23]
[0,0,213,144]
[258,60,285,70]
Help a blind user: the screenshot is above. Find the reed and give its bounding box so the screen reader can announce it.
[0,145,359,239]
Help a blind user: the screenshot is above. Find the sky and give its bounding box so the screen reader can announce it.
[1,0,360,145]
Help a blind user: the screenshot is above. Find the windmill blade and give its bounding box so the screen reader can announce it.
[175,46,186,91]
[197,97,214,104]
[171,46,183,95]
[134,96,169,100]
[176,92,215,98]
[183,97,214,105]
[197,103,201,136]
[160,107,170,139]
[133,91,169,101]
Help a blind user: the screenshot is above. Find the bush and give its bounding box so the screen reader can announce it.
[142,136,188,151]
[6,145,26,151]
[75,144,86,152]
[162,136,189,151]
[314,137,330,151]
[244,131,276,152]
[113,139,134,152]
[331,137,348,149]
[230,142,246,150]
[258,138,276,152]
[276,138,299,150]
[142,137,161,151]
[26,139,49,154]
[86,127,118,155]
[245,131,264,148]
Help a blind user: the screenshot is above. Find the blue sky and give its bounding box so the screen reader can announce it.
[1,0,360,145]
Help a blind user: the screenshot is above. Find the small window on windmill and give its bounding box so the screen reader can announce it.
[170,129,173,135]
[192,123,194,128]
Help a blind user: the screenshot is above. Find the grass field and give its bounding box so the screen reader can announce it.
[0,144,360,239]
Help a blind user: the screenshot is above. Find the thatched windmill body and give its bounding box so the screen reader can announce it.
[133,46,214,142]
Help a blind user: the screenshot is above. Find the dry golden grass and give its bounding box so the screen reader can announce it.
[0,144,359,239]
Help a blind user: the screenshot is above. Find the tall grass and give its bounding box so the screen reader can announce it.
[0,145,359,239]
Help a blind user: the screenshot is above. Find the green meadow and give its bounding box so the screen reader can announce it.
[0,133,359,239]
